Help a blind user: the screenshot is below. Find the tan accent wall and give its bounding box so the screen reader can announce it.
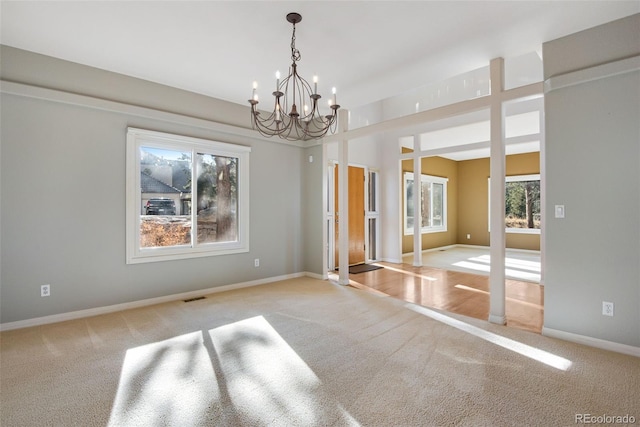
[506,232,539,251]
[506,152,540,176]
[457,157,490,247]
[401,156,458,253]
[457,152,540,250]
[403,152,540,254]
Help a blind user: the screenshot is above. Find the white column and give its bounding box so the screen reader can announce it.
[412,136,423,267]
[338,110,350,285]
[488,58,506,325]
[539,106,546,287]
[321,142,329,278]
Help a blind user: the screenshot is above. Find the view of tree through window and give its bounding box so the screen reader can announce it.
[404,172,448,234]
[196,153,237,243]
[505,176,540,230]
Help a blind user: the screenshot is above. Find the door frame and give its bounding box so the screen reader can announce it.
[327,161,380,271]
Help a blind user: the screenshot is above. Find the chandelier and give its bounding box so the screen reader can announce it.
[248,12,340,141]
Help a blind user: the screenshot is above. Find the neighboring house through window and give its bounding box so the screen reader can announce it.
[126,128,250,263]
[140,172,183,215]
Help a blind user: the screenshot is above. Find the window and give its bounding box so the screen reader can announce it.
[126,128,250,263]
[366,170,380,261]
[505,174,540,233]
[404,172,448,234]
[488,174,541,234]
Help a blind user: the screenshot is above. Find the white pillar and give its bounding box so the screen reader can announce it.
[488,58,506,325]
[412,136,423,267]
[338,110,350,285]
[539,106,546,287]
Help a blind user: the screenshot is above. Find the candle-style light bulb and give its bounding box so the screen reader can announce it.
[332,87,337,105]
[313,75,318,94]
[276,71,281,90]
[252,81,258,100]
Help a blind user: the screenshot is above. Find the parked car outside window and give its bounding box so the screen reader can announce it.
[145,198,176,215]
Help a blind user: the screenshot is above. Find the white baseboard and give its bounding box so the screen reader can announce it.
[380,257,403,263]
[0,272,312,332]
[304,271,326,280]
[542,327,640,358]
[425,244,459,253]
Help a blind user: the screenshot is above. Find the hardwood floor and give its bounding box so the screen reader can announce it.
[344,261,544,334]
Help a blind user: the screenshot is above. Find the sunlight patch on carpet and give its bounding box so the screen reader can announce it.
[467,254,541,273]
[109,331,219,426]
[108,317,360,426]
[209,316,360,426]
[406,304,572,371]
[453,260,541,282]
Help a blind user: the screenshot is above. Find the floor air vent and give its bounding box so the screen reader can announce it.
[183,296,206,303]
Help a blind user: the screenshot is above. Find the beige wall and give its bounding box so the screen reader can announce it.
[403,152,540,253]
[458,152,541,250]
[457,157,490,247]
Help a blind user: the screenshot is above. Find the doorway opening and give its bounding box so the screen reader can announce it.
[327,163,379,271]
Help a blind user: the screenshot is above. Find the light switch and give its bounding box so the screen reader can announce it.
[555,205,565,218]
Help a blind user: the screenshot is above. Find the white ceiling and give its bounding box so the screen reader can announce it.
[2,1,638,111]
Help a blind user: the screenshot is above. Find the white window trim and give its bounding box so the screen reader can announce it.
[126,127,250,264]
[403,172,448,235]
[488,174,541,234]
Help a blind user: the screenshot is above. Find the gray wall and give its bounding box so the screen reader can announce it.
[302,144,325,275]
[543,14,640,347]
[1,46,305,323]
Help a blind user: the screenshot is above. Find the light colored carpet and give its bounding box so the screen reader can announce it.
[403,247,541,283]
[1,277,638,426]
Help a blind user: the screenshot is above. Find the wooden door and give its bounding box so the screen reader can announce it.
[335,166,365,267]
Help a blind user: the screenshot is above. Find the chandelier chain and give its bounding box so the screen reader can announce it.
[290,23,301,63]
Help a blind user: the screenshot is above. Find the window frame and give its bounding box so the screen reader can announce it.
[126,127,250,264]
[366,169,380,262]
[403,172,448,235]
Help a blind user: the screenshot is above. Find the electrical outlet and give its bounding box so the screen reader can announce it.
[254,258,260,267]
[466,234,471,240]
[41,284,51,297]
[602,301,614,317]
